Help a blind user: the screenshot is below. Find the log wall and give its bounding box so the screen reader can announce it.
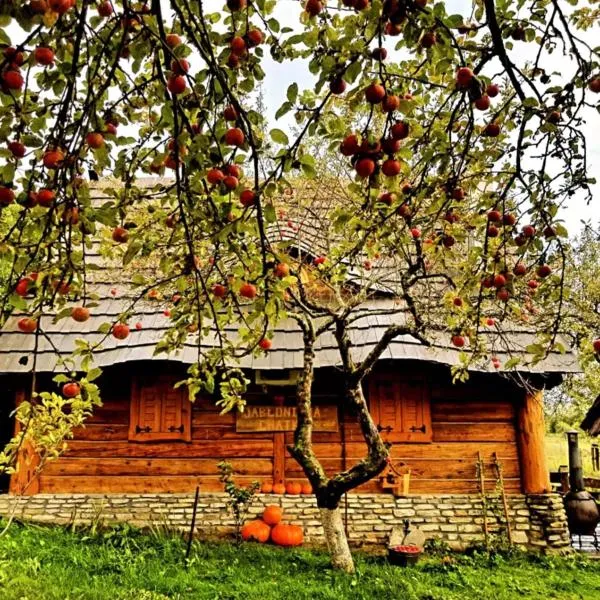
[21,362,525,495]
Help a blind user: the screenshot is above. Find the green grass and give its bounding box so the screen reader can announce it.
[0,523,599,599]
[545,432,600,477]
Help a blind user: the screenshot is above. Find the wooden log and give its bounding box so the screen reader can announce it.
[433,422,516,443]
[64,440,274,458]
[273,432,285,484]
[431,401,515,422]
[516,389,551,493]
[42,457,273,477]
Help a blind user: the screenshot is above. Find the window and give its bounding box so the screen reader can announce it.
[129,375,191,442]
[369,374,432,443]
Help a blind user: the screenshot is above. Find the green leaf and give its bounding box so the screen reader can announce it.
[286,82,298,103]
[122,239,143,266]
[270,129,289,145]
[264,203,276,223]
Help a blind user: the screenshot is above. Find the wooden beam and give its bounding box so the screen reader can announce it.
[273,432,285,484]
[516,389,551,494]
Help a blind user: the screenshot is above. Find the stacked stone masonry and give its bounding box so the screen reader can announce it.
[0,493,570,551]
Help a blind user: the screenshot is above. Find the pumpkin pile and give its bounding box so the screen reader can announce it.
[241,504,304,547]
[260,480,312,495]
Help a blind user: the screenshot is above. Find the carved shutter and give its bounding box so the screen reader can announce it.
[369,375,432,443]
[129,375,191,442]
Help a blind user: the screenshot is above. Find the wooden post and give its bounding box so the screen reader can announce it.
[517,389,551,494]
[273,432,285,484]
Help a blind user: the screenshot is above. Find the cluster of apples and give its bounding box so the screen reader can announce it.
[455,67,502,137]
[341,86,410,180]
[381,0,428,36]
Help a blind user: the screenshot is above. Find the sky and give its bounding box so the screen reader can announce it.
[4,0,598,234]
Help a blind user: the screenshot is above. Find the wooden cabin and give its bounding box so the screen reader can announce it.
[0,180,579,499]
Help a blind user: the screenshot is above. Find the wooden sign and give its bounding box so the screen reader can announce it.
[236,405,339,433]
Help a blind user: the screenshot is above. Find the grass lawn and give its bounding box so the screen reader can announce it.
[0,523,599,599]
[545,432,600,476]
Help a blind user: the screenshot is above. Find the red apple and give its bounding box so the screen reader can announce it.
[167,75,186,94]
[522,224,536,238]
[18,317,37,333]
[314,256,326,265]
[0,187,15,205]
[593,339,600,353]
[86,132,104,149]
[8,141,26,158]
[451,335,465,348]
[71,306,90,322]
[378,192,395,205]
[381,159,401,177]
[62,382,80,398]
[34,47,55,66]
[513,263,527,276]
[355,158,376,178]
[340,134,360,156]
[456,66,474,88]
[493,274,506,288]
[240,283,257,299]
[2,70,24,90]
[97,1,113,17]
[382,95,400,113]
[589,78,600,94]
[247,29,264,47]
[483,122,500,137]
[420,31,436,48]
[487,210,501,222]
[536,264,552,278]
[391,121,409,140]
[451,187,465,201]
[171,58,190,74]
[230,36,247,57]
[223,175,239,190]
[224,127,245,146]
[503,213,516,226]
[365,83,386,104]
[212,284,227,298]
[166,33,182,47]
[112,226,129,243]
[329,78,346,95]
[43,149,64,168]
[410,228,421,239]
[258,338,272,350]
[305,0,323,16]
[223,105,238,121]
[240,189,256,206]
[112,323,130,340]
[486,83,500,97]
[474,94,490,111]
[207,168,225,185]
[274,263,290,278]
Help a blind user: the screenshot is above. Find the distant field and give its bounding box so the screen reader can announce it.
[545,432,599,477]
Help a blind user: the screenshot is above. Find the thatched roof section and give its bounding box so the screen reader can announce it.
[0,178,580,376]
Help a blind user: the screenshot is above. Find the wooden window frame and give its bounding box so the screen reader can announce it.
[368,373,432,443]
[129,375,192,443]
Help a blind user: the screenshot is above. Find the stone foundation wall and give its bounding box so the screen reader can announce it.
[0,492,570,551]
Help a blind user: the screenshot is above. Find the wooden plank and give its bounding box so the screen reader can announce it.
[40,476,205,494]
[236,405,338,433]
[273,432,285,484]
[64,440,274,458]
[431,401,515,422]
[354,478,522,494]
[85,409,129,425]
[42,458,273,477]
[192,411,235,426]
[306,441,520,461]
[284,458,520,479]
[72,424,129,441]
[432,423,516,443]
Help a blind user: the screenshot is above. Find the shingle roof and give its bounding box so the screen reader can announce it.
[0,178,579,375]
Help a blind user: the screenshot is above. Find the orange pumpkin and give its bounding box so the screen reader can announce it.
[241,519,270,543]
[272,483,286,495]
[261,482,273,494]
[285,481,302,495]
[271,523,304,547]
[301,482,313,495]
[262,505,283,526]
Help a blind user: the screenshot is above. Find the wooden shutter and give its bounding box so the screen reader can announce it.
[129,375,191,442]
[369,375,432,443]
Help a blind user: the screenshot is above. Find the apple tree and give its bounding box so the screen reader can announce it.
[0,0,599,571]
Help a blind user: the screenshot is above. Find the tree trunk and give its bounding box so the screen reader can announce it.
[320,506,354,573]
